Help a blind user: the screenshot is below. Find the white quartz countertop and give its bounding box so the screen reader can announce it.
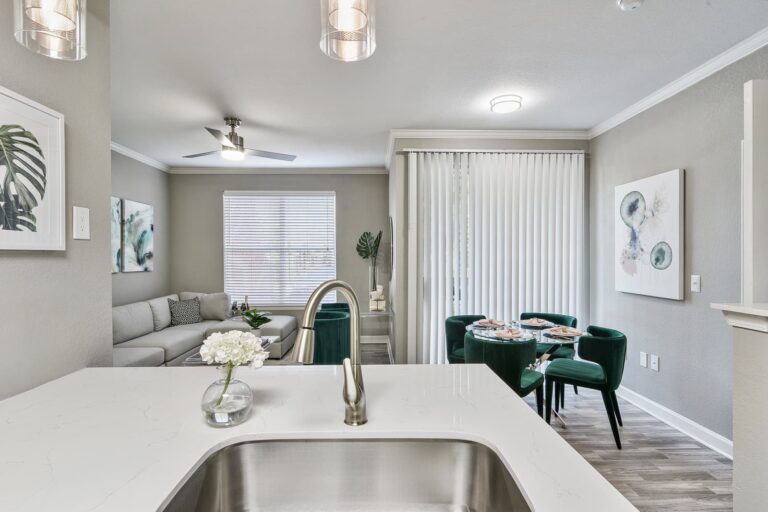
[0,364,635,511]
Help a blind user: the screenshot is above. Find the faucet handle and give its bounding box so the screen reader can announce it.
[342,358,367,426]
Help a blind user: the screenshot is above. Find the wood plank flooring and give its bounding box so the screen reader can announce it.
[524,388,733,511]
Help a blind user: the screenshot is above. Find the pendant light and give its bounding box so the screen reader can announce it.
[14,0,87,61]
[320,0,375,62]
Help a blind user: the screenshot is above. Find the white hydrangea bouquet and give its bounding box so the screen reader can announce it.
[199,330,269,426]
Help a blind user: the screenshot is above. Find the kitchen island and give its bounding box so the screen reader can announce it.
[0,364,635,511]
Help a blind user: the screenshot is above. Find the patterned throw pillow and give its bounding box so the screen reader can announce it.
[168,297,202,326]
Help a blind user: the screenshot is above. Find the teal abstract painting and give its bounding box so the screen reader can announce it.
[122,199,154,272]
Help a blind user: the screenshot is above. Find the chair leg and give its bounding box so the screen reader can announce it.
[560,383,566,409]
[601,390,622,449]
[535,386,543,418]
[610,391,623,427]
[554,382,561,413]
[573,385,579,395]
[545,379,554,424]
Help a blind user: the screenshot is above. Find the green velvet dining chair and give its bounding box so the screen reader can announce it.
[521,312,579,407]
[312,310,351,365]
[320,302,351,312]
[544,325,627,449]
[444,315,486,364]
[464,331,544,417]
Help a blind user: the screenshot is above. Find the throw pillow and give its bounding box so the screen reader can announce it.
[168,297,202,326]
[180,291,231,321]
[148,294,179,331]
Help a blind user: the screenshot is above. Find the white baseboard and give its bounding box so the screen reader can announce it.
[617,386,733,459]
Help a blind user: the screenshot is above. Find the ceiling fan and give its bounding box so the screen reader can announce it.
[183,117,296,162]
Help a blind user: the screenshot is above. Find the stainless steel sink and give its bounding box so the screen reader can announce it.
[160,439,531,511]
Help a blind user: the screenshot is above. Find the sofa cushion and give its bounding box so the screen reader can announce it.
[113,347,164,367]
[119,326,204,362]
[169,297,203,326]
[148,294,179,331]
[112,301,154,344]
[172,320,224,336]
[261,315,298,339]
[180,291,231,321]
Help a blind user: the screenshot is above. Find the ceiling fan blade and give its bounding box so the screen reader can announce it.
[244,148,297,162]
[183,150,220,158]
[205,127,236,148]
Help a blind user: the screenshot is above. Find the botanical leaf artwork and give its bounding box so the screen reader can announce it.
[0,124,47,232]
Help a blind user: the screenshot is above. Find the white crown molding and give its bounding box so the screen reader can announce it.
[110,142,170,173]
[590,26,768,138]
[617,386,733,459]
[168,167,388,175]
[385,129,590,169]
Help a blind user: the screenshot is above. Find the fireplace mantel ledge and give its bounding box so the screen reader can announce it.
[711,303,768,333]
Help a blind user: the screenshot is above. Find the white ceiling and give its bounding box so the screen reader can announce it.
[111,1,768,169]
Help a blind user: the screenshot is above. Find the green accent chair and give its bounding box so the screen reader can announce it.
[312,310,351,365]
[545,325,627,449]
[521,312,579,407]
[464,331,544,417]
[321,302,350,312]
[445,315,486,363]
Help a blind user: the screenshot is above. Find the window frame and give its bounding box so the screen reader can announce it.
[222,190,337,308]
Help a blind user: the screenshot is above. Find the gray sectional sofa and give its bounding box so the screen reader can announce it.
[112,292,298,366]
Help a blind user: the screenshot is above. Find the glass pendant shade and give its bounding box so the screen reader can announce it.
[320,0,375,62]
[14,0,87,61]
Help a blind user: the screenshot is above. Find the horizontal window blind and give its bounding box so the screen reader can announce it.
[223,191,336,306]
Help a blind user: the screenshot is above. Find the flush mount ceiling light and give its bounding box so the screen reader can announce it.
[14,0,87,61]
[320,0,376,62]
[617,0,644,11]
[490,95,523,114]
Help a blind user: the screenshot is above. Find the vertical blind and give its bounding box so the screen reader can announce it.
[414,151,586,364]
[223,191,336,306]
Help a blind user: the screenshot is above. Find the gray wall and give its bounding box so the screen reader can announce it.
[0,2,112,399]
[111,152,171,305]
[169,171,390,315]
[589,47,768,439]
[388,137,590,363]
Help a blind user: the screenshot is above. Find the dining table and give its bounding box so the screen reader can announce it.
[466,319,582,427]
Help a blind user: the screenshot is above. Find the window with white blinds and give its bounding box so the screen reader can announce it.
[223,191,336,306]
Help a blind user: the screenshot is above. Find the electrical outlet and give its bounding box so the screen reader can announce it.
[639,351,648,368]
[691,275,701,293]
[73,206,90,240]
[650,354,660,372]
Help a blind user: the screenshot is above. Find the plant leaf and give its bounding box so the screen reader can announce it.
[356,230,383,260]
[0,124,47,231]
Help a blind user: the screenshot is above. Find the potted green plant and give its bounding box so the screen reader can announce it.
[356,230,382,293]
[242,308,272,336]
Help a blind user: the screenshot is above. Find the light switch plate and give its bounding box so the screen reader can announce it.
[640,351,648,368]
[73,206,90,240]
[650,354,660,372]
[691,274,701,293]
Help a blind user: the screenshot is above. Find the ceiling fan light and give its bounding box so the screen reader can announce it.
[14,0,86,61]
[320,0,375,62]
[490,95,523,114]
[221,148,245,161]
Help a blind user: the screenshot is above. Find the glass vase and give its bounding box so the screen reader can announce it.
[201,365,253,427]
[368,262,379,293]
